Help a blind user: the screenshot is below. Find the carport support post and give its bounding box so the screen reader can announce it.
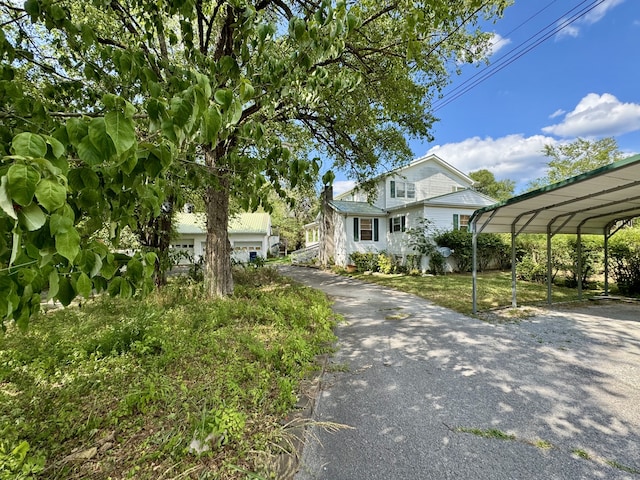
[604,224,610,296]
[577,228,583,300]
[472,223,478,314]
[547,227,552,305]
[511,225,517,308]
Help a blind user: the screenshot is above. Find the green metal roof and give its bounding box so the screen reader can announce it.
[176,212,270,234]
[329,200,387,216]
[470,154,640,235]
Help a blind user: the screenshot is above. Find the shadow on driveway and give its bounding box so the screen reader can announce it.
[278,266,640,480]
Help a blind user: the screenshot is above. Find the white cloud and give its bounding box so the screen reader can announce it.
[425,134,558,191]
[488,32,511,56]
[542,93,640,138]
[549,109,566,119]
[333,179,356,196]
[556,0,624,38]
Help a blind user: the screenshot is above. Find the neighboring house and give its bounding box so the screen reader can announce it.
[172,211,278,264]
[307,154,496,269]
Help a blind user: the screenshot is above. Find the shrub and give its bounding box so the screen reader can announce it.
[434,229,473,272]
[609,228,640,295]
[377,252,395,274]
[349,252,379,272]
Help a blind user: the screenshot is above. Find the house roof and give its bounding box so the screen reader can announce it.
[470,153,640,235]
[335,154,474,200]
[329,200,387,216]
[175,212,271,235]
[386,189,496,212]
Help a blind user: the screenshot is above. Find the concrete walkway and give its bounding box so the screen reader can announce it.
[277,266,640,480]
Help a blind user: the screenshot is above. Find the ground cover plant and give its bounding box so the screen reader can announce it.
[0,267,337,479]
[344,270,600,315]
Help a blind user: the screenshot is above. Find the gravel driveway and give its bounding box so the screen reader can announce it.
[277,266,640,480]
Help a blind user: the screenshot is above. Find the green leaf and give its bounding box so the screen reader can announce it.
[77,136,103,166]
[18,203,46,231]
[120,278,132,298]
[55,228,80,263]
[66,118,88,146]
[227,99,243,126]
[202,106,222,144]
[76,272,92,299]
[7,163,40,206]
[88,118,116,159]
[0,175,17,220]
[56,276,75,306]
[47,270,59,300]
[11,132,47,158]
[107,276,122,296]
[126,258,143,280]
[214,89,233,109]
[10,231,20,266]
[43,135,65,159]
[105,111,136,155]
[35,177,66,212]
[170,96,193,128]
[50,212,73,235]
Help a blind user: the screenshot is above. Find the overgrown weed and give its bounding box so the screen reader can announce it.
[0,267,337,479]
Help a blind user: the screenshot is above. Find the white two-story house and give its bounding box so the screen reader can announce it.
[312,154,496,268]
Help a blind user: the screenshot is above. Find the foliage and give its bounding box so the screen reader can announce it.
[349,251,379,272]
[469,169,514,201]
[377,252,395,274]
[514,234,604,286]
[609,227,640,295]
[433,229,509,273]
[405,217,439,257]
[1,0,511,309]
[528,137,624,190]
[0,268,337,478]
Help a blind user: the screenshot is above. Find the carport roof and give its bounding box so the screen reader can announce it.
[470,154,640,235]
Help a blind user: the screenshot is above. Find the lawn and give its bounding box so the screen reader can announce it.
[0,267,337,479]
[346,270,599,315]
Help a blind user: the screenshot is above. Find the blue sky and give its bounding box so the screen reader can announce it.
[331,0,640,196]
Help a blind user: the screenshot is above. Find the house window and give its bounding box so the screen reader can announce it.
[453,214,470,231]
[353,218,379,241]
[389,215,406,233]
[390,180,415,199]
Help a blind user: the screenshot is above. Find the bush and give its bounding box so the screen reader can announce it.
[609,228,640,295]
[377,252,395,274]
[516,253,547,283]
[434,230,472,272]
[349,252,379,272]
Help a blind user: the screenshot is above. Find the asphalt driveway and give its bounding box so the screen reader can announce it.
[277,266,640,480]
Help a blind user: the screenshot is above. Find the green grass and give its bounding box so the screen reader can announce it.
[0,267,337,479]
[455,427,515,440]
[347,270,598,315]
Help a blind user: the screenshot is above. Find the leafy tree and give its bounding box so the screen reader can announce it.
[528,137,624,190]
[0,0,510,324]
[268,185,318,252]
[469,169,514,201]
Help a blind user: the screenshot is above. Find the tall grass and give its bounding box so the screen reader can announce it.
[0,267,337,479]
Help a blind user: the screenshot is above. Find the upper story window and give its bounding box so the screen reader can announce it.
[453,214,470,231]
[390,180,415,199]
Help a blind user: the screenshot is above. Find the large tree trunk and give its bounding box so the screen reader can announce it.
[204,146,234,298]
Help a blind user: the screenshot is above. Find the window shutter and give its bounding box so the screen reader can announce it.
[374,218,379,241]
[389,218,393,233]
[453,214,459,230]
[390,180,396,198]
[401,216,406,232]
[354,218,359,241]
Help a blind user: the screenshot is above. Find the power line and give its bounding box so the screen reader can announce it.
[432,0,607,112]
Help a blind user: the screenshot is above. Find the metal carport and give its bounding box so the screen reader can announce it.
[469,153,640,314]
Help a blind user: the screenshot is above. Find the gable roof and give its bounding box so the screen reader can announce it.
[423,189,496,207]
[335,154,475,200]
[470,153,640,235]
[176,212,271,235]
[328,200,387,216]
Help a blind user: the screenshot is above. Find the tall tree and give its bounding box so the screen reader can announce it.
[469,169,514,201]
[528,137,624,190]
[0,0,511,323]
